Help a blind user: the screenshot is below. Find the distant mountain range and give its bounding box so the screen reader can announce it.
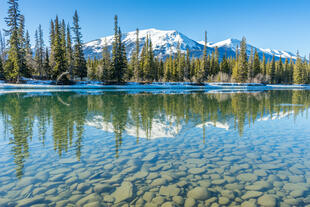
[83,28,297,61]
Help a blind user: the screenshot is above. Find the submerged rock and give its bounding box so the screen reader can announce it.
[142,153,157,161]
[187,187,209,200]
[184,198,196,207]
[257,194,276,207]
[112,181,134,203]
[150,178,167,186]
[159,185,181,196]
[93,183,114,193]
[218,197,230,205]
[16,196,45,207]
[237,173,258,182]
[188,168,205,175]
[245,181,272,191]
[241,191,263,200]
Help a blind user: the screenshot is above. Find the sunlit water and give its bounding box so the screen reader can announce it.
[0,90,310,207]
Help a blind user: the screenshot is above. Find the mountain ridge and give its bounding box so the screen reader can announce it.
[83,28,297,61]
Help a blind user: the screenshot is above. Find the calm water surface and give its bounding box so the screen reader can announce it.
[0,90,310,207]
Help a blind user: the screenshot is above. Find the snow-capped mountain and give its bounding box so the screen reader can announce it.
[84,28,203,60]
[204,38,297,61]
[84,28,297,61]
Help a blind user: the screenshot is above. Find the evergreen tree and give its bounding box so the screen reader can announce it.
[4,0,22,82]
[34,25,45,78]
[72,10,87,80]
[269,55,276,83]
[66,24,73,78]
[294,52,305,84]
[147,38,155,81]
[220,53,230,74]
[185,48,191,81]
[232,45,239,82]
[0,31,6,61]
[51,16,67,80]
[289,57,294,84]
[133,28,140,81]
[0,54,3,79]
[261,53,266,76]
[110,15,127,83]
[43,47,51,78]
[248,47,253,80]
[17,14,29,77]
[196,31,208,83]
[238,37,248,82]
[210,47,219,76]
[253,48,260,78]
[49,19,55,70]
[101,38,111,81]
[24,30,33,75]
[276,58,283,83]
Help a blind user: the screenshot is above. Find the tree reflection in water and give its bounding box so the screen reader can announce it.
[0,90,309,178]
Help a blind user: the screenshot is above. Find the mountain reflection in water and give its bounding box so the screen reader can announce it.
[0,90,309,178]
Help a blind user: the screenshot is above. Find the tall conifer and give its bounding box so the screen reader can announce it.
[4,0,21,82]
[72,10,87,80]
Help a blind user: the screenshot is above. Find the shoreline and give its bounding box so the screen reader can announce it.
[0,81,310,90]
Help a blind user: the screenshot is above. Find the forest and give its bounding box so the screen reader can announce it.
[0,0,309,84]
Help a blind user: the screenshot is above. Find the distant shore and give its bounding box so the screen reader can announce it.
[0,80,309,90]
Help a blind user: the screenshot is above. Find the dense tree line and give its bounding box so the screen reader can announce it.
[0,0,87,83]
[1,0,309,84]
[89,34,310,84]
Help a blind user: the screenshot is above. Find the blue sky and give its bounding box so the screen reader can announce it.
[0,0,309,55]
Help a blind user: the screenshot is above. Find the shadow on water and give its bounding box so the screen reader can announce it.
[0,90,310,178]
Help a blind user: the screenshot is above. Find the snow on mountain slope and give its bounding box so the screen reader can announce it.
[203,38,297,60]
[84,28,203,60]
[84,28,297,61]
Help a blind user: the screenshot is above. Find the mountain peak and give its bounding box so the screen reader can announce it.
[210,38,241,48]
[83,28,297,61]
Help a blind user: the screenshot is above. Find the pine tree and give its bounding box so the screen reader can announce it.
[283,58,289,83]
[89,57,97,80]
[51,16,67,80]
[276,58,283,83]
[211,47,219,76]
[0,55,3,79]
[72,10,87,80]
[232,45,239,82]
[294,52,305,84]
[119,28,128,82]
[0,31,6,61]
[269,55,276,83]
[4,0,22,82]
[17,14,29,77]
[24,30,33,75]
[196,31,208,83]
[66,24,73,78]
[220,53,230,74]
[110,15,127,83]
[34,25,45,78]
[261,53,266,76]
[43,47,51,78]
[185,48,190,81]
[49,20,55,70]
[248,47,253,80]
[101,38,111,81]
[164,56,172,81]
[253,48,260,78]
[238,37,248,82]
[147,38,155,81]
[133,28,140,81]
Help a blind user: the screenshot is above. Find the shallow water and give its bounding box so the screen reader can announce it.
[0,90,310,206]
